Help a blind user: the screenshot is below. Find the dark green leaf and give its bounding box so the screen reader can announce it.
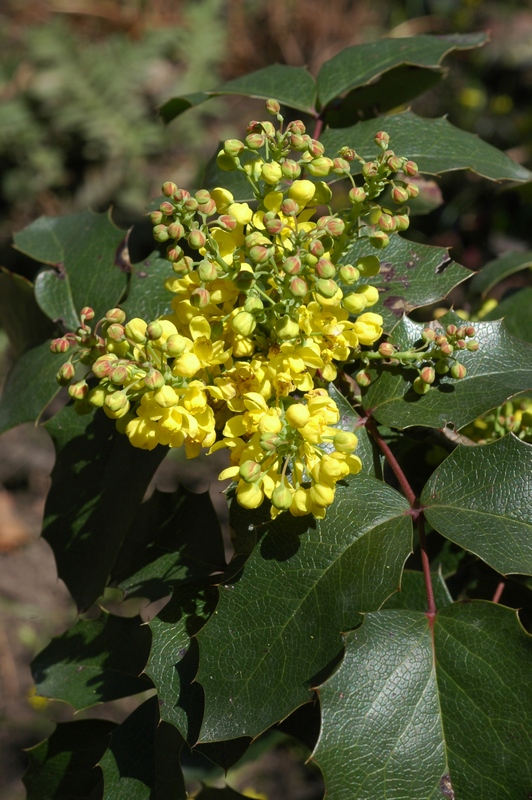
[0,340,62,434]
[196,475,412,741]
[161,65,317,124]
[23,719,114,800]
[470,251,532,297]
[421,435,532,575]
[382,568,453,610]
[320,110,532,182]
[203,148,257,202]
[43,406,166,610]
[32,613,152,709]
[14,211,126,331]
[317,33,487,108]
[99,696,187,799]
[340,235,471,328]
[313,601,532,800]
[121,251,173,322]
[113,486,225,601]
[146,581,218,741]
[484,287,532,343]
[362,311,532,430]
[0,268,55,357]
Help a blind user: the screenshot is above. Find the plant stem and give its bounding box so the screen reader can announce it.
[492,581,505,604]
[365,417,416,506]
[417,512,436,620]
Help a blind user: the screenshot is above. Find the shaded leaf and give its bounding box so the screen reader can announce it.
[195,788,253,800]
[14,211,126,331]
[161,65,317,123]
[32,613,152,709]
[99,696,187,799]
[0,268,55,358]
[320,110,532,182]
[470,250,532,298]
[197,475,412,741]
[0,340,62,434]
[43,406,166,610]
[203,147,257,202]
[362,311,532,430]
[421,434,532,575]
[317,33,487,109]
[313,602,532,800]
[340,235,471,328]
[484,287,532,343]
[146,581,218,741]
[23,719,114,800]
[121,250,173,322]
[382,568,453,610]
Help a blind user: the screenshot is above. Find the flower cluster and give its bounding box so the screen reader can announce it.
[50,100,472,518]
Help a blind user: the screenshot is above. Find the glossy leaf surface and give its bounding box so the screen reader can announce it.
[0,340,61,434]
[121,250,173,322]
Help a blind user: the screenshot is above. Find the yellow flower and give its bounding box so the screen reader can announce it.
[352,312,383,345]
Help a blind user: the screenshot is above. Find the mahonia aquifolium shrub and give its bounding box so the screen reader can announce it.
[50,100,478,519]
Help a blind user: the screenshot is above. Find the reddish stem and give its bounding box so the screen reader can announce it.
[366,415,436,619]
[312,116,323,140]
[492,581,505,604]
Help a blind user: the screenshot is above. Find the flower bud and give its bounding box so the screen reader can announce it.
[271,484,293,509]
[378,342,395,358]
[467,340,479,352]
[162,181,178,197]
[281,159,301,179]
[68,380,89,400]
[465,325,476,337]
[245,132,265,149]
[343,292,367,314]
[261,162,283,184]
[333,431,358,453]
[283,256,302,275]
[50,337,70,354]
[307,239,324,259]
[105,308,126,325]
[420,366,435,384]
[190,288,210,309]
[150,210,164,225]
[285,403,310,428]
[404,160,419,176]
[249,245,273,264]
[356,284,379,306]
[244,296,263,313]
[107,323,126,342]
[153,224,169,242]
[288,277,308,297]
[188,229,207,249]
[413,377,431,395]
[308,139,325,158]
[56,362,75,384]
[144,369,165,390]
[260,433,282,451]
[387,155,403,172]
[264,216,283,235]
[175,188,190,202]
[172,256,194,274]
[435,360,450,375]
[239,460,262,483]
[281,198,299,216]
[290,133,306,150]
[394,214,410,231]
[159,201,174,215]
[369,231,390,249]
[349,186,367,204]
[392,186,409,204]
[145,321,162,341]
[378,214,396,232]
[275,315,300,339]
[455,339,467,350]
[266,98,280,115]
[92,355,115,378]
[306,157,333,177]
[375,131,390,148]
[109,364,129,384]
[439,342,454,356]
[324,217,345,237]
[167,222,185,240]
[338,265,360,284]
[196,260,217,282]
[355,370,372,387]
[316,258,336,279]
[315,279,338,298]
[105,390,129,412]
[166,245,184,263]
[332,157,350,174]
[165,334,188,356]
[406,183,420,198]
[288,179,315,207]
[362,161,378,178]
[231,311,256,336]
[217,214,238,232]
[422,327,436,343]
[217,150,239,171]
[224,139,245,157]
[450,363,467,380]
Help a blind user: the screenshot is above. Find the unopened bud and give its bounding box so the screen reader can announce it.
[406,183,420,198]
[275,315,300,339]
[104,390,128,412]
[289,120,306,134]
[387,155,403,172]
[68,380,89,400]
[306,157,333,177]
[56,362,75,385]
[244,296,263,313]
[394,214,410,231]
[162,181,178,197]
[218,214,238,232]
[455,339,467,350]
[198,260,218,282]
[80,307,95,321]
[404,160,418,176]
[261,162,283,184]
[245,133,265,150]
[266,98,280,115]
[281,159,301,179]
[315,279,338,298]
[92,356,115,378]
[283,256,302,275]
[224,139,245,157]
[413,376,431,395]
[343,292,367,314]
[159,201,174,215]
[271,484,293,509]
[105,308,126,324]
[349,186,367,204]
[239,460,262,483]
[378,214,396,232]
[172,256,194,274]
[435,360,450,375]
[378,342,396,358]
[439,343,454,356]
[308,239,325,258]
[264,216,283,235]
[446,324,458,336]
[146,321,163,341]
[167,222,185,240]
[369,231,390,249]
[290,133,306,150]
[450,363,467,380]
[324,218,345,237]
[144,369,165,390]
[288,277,308,297]
[249,245,273,264]
[109,364,129,384]
[153,224,169,242]
[165,334,188,356]
[231,311,256,336]
[355,370,372,387]
[362,161,378,178]
[375,131,390,148]
[281,198,299,216]
[50,337,70,354]
[217,150,239,171]
[316,258,336,279]
[107,323,126,342]
[190,288,210,309]
[422,327,436,342]
[188,229,207,249]
[465,325,476,337]
[332,157,350,174]
[260,433,281,452]
[392,186,409,203]
[420,366,435,384]
[466,340,479,352]
[166,245,184,263]
[338,265,360,284]
[333,431,358,453]
[150,210,164,225]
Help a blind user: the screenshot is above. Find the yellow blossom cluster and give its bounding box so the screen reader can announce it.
[52,101,424,518]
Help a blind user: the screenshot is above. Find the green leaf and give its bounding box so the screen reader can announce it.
[32,612,152,709]
[196,475,412,741]
[382,568,453,610]
[421,435,532,575]
[317,33,486,109]
[43,406,166,610]
[470,251,532,297]
[99,696,187,799]
[14,211,126,331]
[0,340,62,434]
[341,235,471,328]
[313,601,532,800]
[0,268,55,358]
[121,250,173,322]
[202,147,257,202]
[484,287,532,343]
[160,64,317,124]
[23,719,114,800]
[320,110,532,182]
[113,486,225,601]
[362,311,532,430]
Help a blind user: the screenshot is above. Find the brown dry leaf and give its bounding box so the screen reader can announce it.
[0,489,31,552]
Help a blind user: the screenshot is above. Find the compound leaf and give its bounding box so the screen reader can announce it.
[196,475,412,741]
[421,434,532,575]
[313,601,532,800]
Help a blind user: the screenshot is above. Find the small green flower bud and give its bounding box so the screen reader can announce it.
[231,311,256,336]
[338,265,360,284]
[355,370,372,387]
[234,270,255,291]
[266,98,281,115]
[275,315,300,339]
[349,186,367,204]
[68,380,89,400]
[465,325,476,337]
[165,334,188,356]
[362,161,378,178]
[339,146,356,161]
[420,366,435,384]
[146,321,163,340]
[333,431,358,454]
[290,133,306,150]
[281,159,301,179]
[224,138,245,157]
[378,342,396,358]
[308,139,325,158]
[375,131,390,148]
[404,160,418,176]
[316,258,336,279]
[435,335,448,346]
[218,214,238,231]
[283,256,302,275]
[455,339,467,350]
[217,150,239,171]
[289,119,306,134]
[387,155,403,172]
[105,308,126,324]
[105,390,128,412]
[92,355,116,378]
[261,162,283,184]
[167,222,185,240]
[249,245,273,264]
[450,363,467,380]
[260,433,281,452]
[159,201,174,215]
[110,364,129,384]
[162,181,178,197]
[153,224,169,242]
[144,369,165,390]
[435,360,450,375]
[172,256,194,274]
[80,307,95,321]
[166,245,184,263]
[107,323,126,342]
[50,337,70,354]
[421,327,436,343]
[150,210,164,225]
[190,288,210,309]
[332,157,350,174]
[281,198,299,216]
[413,376,431,395]
[272,484,293,509]
[174,188,190,202]
[306,157,333,177]
[56,362,75,385]
[392,186,409,203]
[356,255,381,277]
[188,229,206,249]
[446,324,458,336]
[378,214,396,232]
[315,279,338,298]
[195,189,211,205]
[394,214,410,231]
[245,132,265,149]
[406,183,420,198]
[264,216,283,235]
[309,239,325,258]
[439,342,454,356]
[324,217,345,237]
[244,296,263,313]
[466,340,479,352]
[201,198,217,216]
[369,231,390,249]
[289,276,308,297]
[239,460,262,483]
[343,292,367,314]
[197,260,218,283]
[304,253,318,268]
